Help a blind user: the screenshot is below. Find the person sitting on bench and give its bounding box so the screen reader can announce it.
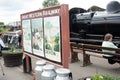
[0,34,10,56]
[102,33,120,64]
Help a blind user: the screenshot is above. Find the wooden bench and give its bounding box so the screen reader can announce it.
[70,42,120,67]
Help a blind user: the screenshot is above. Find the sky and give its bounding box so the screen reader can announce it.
[0,0,120,24]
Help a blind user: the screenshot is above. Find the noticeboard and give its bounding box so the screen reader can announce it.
[21,4,70,68]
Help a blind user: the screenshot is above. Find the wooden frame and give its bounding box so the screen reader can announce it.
[21,4,70,68]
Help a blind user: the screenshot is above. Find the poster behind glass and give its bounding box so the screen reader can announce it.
[31,18,44,57]
[44,16,61,63]
[22,20,32,53]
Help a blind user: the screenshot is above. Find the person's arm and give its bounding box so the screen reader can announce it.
[110,42,118,48]
[0,39,5,48]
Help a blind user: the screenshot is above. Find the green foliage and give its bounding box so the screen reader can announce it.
[54,43,59,51]
[10,46,15,53]
[102,75,112,80]
[42,0,60,8]
[0,28,10,34]
[45,37,52,50]
[0,28,4,34]
[45,43,52,50]
[110,76,120,80]
[2,49,22,54]
[2,46,22,54]
[93,74,103,80]
[0,22,4,26]
[54,33,59,51]
[92,74,120,80]
[54,33,59,43]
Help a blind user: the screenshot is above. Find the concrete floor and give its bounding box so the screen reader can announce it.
[0,57,32,80]
[69,54,120,80]
[0,53,120,80]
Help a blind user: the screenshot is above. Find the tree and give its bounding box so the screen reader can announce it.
[42,0,60,8]
[0,22,4,26]
[87,6,105,12]
[0,28,10,34]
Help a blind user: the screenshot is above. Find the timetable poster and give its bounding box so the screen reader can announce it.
[44,16,61,63]
[22,20,32,53]
[31,18,44,57]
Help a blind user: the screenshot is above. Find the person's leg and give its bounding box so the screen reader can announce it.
[108,59,116,64]
[0,52,2,56]
[103,54,113,59]
[103,55,116,64]
[115,56,120,63]
[2,47,10,50]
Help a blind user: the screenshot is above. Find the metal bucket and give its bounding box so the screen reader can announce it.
[41,64,56,80]
[55,68,72,80]
[35,60,47,80]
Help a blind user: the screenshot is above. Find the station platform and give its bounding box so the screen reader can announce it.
[0,53,120,80]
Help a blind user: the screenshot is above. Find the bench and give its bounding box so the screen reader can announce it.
[70,42,120,67]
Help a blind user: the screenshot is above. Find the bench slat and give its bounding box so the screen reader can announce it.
[85,51,103,58]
